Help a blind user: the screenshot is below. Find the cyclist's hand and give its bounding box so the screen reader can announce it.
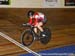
[22,23,29,26]
[22,24,25,26]
[26,23,30,26]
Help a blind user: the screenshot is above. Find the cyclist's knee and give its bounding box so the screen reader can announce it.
[38,22,43,26]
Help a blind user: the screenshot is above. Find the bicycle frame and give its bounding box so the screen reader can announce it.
[30,26,36,39]
[23,24,37,39]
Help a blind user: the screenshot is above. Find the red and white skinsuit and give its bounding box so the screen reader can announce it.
[28,12,45,26]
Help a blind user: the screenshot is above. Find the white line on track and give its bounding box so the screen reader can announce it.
[0,32,41,56]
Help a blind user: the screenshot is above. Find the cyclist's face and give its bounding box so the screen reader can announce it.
[30,15,33,18]
[30,15,34,18]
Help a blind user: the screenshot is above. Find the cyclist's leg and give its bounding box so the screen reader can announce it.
[37,22,46,37]
[34,27,38,34]
[37,22,44,32]
[33,24,39,39]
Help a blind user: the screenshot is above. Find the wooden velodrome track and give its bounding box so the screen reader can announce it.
[0,8,75,56]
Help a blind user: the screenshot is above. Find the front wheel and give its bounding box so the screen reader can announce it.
[21,29,34,46]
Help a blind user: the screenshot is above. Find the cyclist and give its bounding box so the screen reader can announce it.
[26,10,47,38]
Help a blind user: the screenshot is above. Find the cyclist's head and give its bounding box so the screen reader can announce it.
[27,10,35,18]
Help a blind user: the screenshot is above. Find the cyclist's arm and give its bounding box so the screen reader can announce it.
[28,18,32,25]
[33,18,38,26]
[32,14,39,26]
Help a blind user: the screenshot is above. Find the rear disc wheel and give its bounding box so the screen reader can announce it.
[40,28,51,45]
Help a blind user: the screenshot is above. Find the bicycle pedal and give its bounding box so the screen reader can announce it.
[34,37,40,41]
[41,36,46,39]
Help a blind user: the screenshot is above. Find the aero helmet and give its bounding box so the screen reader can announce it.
[27,10,35,18]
